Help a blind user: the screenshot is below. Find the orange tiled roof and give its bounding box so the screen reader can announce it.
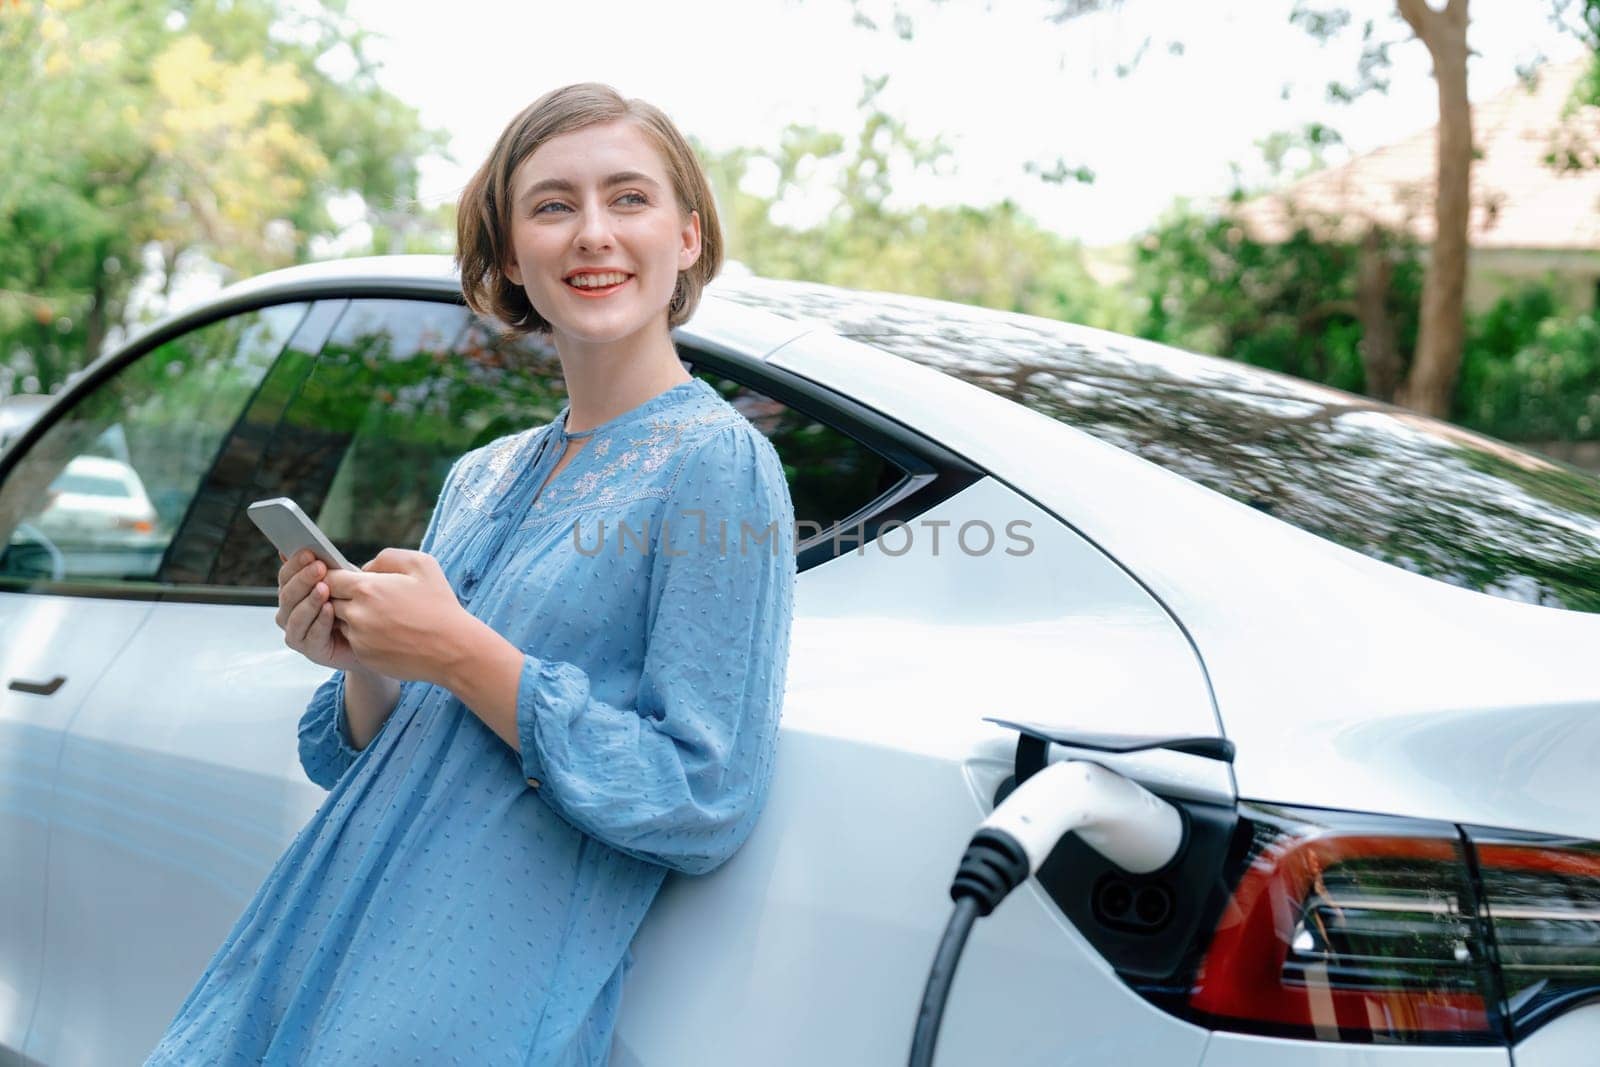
[1233,58,1600,251]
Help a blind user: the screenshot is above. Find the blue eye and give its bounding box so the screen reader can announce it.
[533,201,570,215]
[619,192,648,206]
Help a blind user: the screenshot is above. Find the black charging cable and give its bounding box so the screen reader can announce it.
[908,829,1030,1067]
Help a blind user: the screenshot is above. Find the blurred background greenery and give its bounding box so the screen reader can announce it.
[8,0,1600,466]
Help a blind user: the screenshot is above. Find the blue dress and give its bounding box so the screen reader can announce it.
[144,377,797,1066]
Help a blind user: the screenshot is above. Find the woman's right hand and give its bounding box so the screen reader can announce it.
[276,549,362,673]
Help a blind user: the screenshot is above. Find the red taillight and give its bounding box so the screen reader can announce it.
[1469,834,1600,1038]
[114,517,154,533]
[1186,806,1499,1044]
[1061,800,1599,1045]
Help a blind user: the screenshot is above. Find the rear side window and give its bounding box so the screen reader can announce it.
[215,298,568,586]
[0,303,307,587]
[687,366,905,542]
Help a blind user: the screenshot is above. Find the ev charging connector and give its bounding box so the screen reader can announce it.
[908,719,1235,1067]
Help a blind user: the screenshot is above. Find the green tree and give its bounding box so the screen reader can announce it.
[1133,197,1424,396]
[840,1,1600,421]
[698,76,1132,331]
[0,0,448,397]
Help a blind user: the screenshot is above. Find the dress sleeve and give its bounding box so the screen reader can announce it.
[296,452,470,789]
[516,425,797,876]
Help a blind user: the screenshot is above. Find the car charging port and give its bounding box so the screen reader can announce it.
[1093,873,1176,933]
[910,721,1238,1066]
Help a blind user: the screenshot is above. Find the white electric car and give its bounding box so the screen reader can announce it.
[2,255,1598,1067]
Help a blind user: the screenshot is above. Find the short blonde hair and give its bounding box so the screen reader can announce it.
[456,83,724,335]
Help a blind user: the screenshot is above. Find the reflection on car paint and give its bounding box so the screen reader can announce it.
[719,281,1600,613]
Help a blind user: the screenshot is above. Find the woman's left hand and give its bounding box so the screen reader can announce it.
[323,548,473,686]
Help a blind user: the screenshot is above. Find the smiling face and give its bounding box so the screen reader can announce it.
[503,120,702,355]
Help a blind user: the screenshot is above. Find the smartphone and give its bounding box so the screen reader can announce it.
[247,497,359,573]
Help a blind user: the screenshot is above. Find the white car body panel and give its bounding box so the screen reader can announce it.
[614,475,1220,1066]
[21,604,331,1066]
[767,327,1600,838]
[209,254,820,368]
[1200,1032,1508,1066]
[1511,1001,1600,1065]
[0,595,152,1059]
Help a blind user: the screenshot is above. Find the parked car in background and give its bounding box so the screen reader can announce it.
[1,255,1598,1067]
[19,455,165,579]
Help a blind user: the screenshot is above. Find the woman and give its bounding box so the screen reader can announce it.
[145,83,796,1066]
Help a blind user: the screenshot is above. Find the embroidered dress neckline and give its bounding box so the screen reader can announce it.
[430,376,727,600]
[555,377,714,442]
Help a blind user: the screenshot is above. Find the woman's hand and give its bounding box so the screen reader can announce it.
[275,549,363,673]
[323,548,475,686]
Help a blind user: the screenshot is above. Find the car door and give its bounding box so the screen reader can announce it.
[0,300,309,1066]
[0,535,152,1064]
[24,296,577,1066]
[7,300,323,1067]
[25,284,947,1062]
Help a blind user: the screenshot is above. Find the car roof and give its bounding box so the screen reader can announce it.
[209,255,822,362]
[218,257,1378,405]
[214,256,1394,418]
[211,255,1351,405]
[215,254,461,300]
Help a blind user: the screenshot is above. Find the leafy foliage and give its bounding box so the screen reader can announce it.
[0,0,445,397]
[1457,286,1600,441]
[696,77,1133,333]
[1132,197,1600,445]
[1132,200,1422,395]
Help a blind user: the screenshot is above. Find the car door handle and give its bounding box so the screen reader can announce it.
[9,675,66,696]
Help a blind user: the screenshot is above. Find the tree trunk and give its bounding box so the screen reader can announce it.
[1396,0,1472,418]
[1357,225,1402,402]
[159,244,180,303]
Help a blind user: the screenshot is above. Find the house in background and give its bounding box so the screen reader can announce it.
[1234,57,1600,314]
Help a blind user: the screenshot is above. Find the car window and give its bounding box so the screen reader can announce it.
[714,280,1600,613]
[214,298,906,586]
[686,367,905,542]
[214,299,569,587]
[0,303,309,586]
